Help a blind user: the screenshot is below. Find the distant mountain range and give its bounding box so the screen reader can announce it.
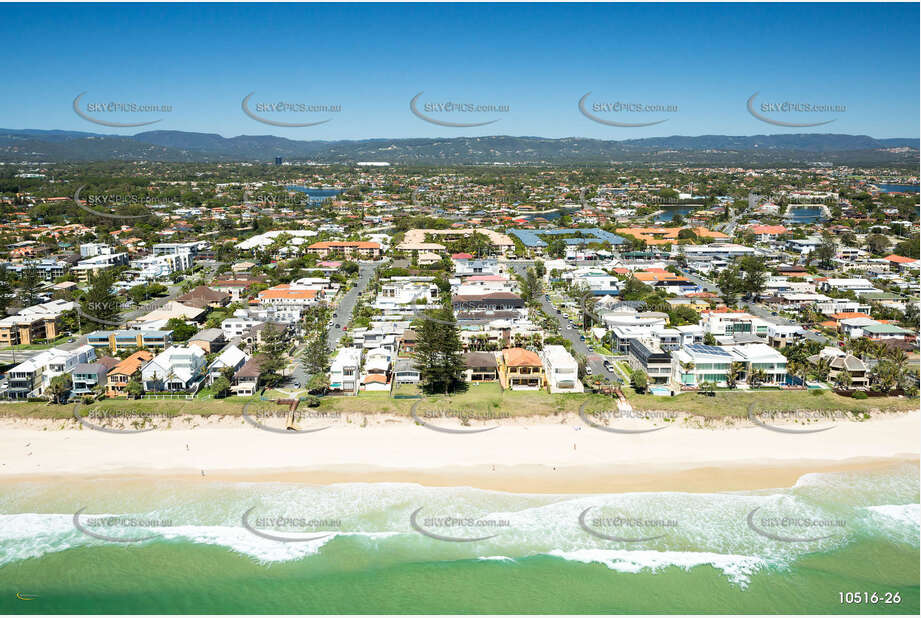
[0,129,917,165]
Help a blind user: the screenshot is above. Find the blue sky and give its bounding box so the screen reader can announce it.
[1,2,917,139]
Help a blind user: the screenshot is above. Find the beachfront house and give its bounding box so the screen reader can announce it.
[539,345,583,393]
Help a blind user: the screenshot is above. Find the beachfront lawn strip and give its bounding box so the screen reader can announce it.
[3,385,916,421]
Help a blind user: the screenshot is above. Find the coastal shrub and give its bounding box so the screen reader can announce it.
[303,395,321,407]
[809,389,822,396]
[852,391,868,400]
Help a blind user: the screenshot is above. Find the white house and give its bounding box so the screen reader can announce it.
[329,347,361,395]
[141,346,207,392]
[539,345,583,393]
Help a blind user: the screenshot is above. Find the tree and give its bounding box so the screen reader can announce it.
[413,307,465,395]
[80,271,120,329]
[166,318,197,342]
[302,336,330,375]
[717,266,743,306]
[813,236,837,270]
[534,260,546,279]
[47,374,72,404]
[747,368,768,388]
[726,361,745,389]
[632,370,648,393]
[621,276,653,301]
[126,378,144,399]
[677,228,698,241]
[834,369,852,391]
[307,372,330,394]
[893,234,920,259]
[211,376,232,398]
[545,237,566,259]
[258,324,289,387]
[0,272,14,315]
[865,233,890,256]
[738,256,768,298]
[703,332,717,346]
[18,265,42,308]
[810,356,832,382]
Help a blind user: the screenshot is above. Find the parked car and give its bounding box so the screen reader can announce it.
[585,366,593,375]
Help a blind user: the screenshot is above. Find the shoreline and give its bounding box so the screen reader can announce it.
[1,411,917,494]
[2,456,916,494]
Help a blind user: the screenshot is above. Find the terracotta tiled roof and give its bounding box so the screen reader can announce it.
[502,347,541,367]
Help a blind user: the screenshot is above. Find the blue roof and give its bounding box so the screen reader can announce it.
[510,228,626,248]
[687,344,731,356]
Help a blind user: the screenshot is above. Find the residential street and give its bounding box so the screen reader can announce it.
[510,261,621,384]
[286,261,381,388]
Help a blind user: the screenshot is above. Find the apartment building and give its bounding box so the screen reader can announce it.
[306,241,382,260]
[5,344,96,399]
[86,329,173,354]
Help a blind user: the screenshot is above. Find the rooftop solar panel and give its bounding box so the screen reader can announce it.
[687,343,731,356]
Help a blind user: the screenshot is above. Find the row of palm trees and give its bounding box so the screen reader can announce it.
[679,360,770,390]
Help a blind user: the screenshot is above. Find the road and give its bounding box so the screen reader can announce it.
[675,266,718,293]
[510,262,621,384]
[286,261,381,388]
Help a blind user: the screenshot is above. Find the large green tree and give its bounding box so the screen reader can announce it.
[413,308,465,395]
[79,271,120,329]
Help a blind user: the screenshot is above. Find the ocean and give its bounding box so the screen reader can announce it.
[0,464,917,614]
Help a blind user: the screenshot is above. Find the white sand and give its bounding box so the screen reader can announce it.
[1,411,917,484]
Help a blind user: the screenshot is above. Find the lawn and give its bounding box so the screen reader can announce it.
[1,386,915,421]
[622,387,919,417]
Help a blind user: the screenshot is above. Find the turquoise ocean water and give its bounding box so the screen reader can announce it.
[0,463,917,614]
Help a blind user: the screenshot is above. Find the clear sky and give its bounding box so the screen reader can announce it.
[1,2,918,140]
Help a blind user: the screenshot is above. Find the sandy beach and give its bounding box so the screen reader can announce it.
[1,410,918,493]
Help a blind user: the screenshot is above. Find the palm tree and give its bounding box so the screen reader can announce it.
[726,361,745,389]
[834,369,852,391]
[811,356,832,383]
[870,360,898,393]
[747,368,768,389]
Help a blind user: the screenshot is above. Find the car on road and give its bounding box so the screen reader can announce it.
[579,334,585,341]
[334,324,340,329]
[67,338,75,343]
